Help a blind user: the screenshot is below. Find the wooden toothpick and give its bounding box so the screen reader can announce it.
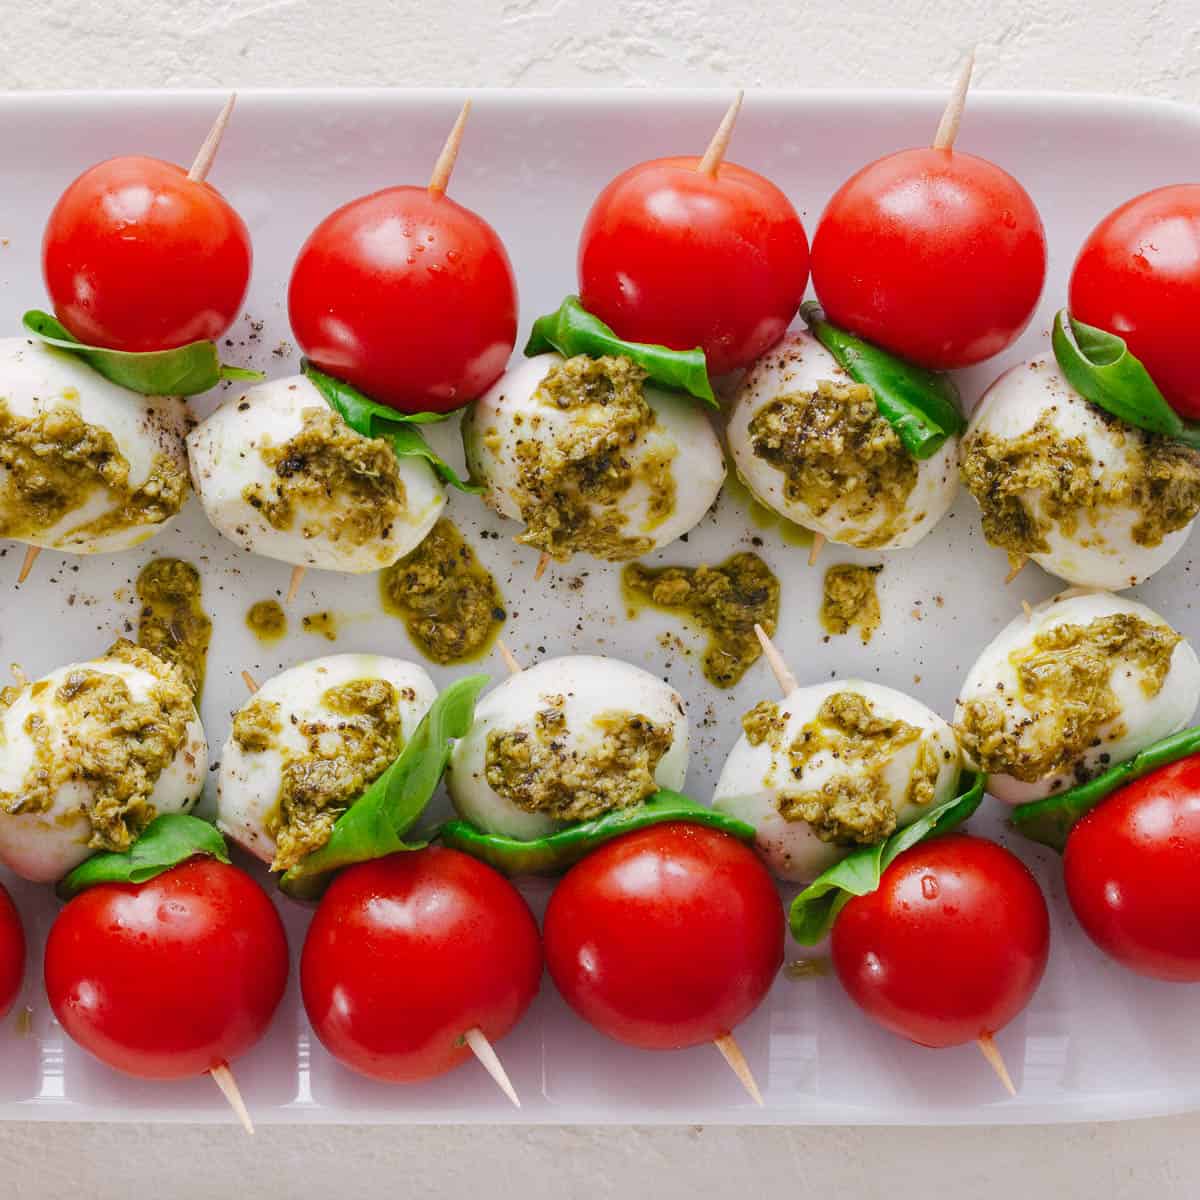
[697,91,744,178]
[189,93,237,183]
[464,1026,521,1108]
[807,532,826,568]
[285,565,306,606]
[241,669,260,695]
[209,1061,255,1134]
[428,100,472,198]
[1004,556,1028,585]
[753,624,798,697]
[16,544,40,585]
[496,639,523,677]
[713,1032,764,1106]
[976,1032,1016,1096]
[932,49,976,151]
[533,551,551,581]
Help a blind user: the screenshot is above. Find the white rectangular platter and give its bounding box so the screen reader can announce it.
[1,87,1199,1125]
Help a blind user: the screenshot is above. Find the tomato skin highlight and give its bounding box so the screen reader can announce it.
[300,848,542,1084]
[831,835,1049,1048]
[543,823,784,1050]
[1064,756,1200,981]
[577,157,810,376]
[1069,184,1200,419]
[42,155,252,352]
[810,148,1046,369]
[288,186,518,414]
[43,859,288,1080]
[0,884,25,1022]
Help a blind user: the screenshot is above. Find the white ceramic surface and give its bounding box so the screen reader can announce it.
[1,88,1199,1127]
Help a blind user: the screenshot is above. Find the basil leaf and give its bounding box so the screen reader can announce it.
[301,360,481,493]
[1012,725,1200,851]
[788,772,985,945]
[1051,310,1200,447]
[800,302,965,460]
[279,674,489,900]
[438,789,756,876]
[23,310,263,397]
[524,295,717,408]
[56,813,230,900]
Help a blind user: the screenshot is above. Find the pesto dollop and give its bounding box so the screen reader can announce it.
[380,518,505,665]
[820,563,882,644]
[136,558,211,697]
[748,380,917,548]
[957,613,1181,784]
[246,599,287,644]
[484,699,673,823]
[244,406,407,548]
[622,552,780,688]
[0,400,187,543]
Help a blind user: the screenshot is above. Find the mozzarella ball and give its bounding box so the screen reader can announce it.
[960,356,1200,589]
[956,589,1200,804]
[447,656,690,842]
[462,353,725,562]
[0,337,191,554]
[713,680,962,883]
[218,654,437,867]
[0,646,206,883]
[187,374,445,573]
[726,332,958,549]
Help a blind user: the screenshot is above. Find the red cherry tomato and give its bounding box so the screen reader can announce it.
[289,187,518,413]
[301,849,542,1083]
[831,835,1049,1048]
[44,859,288,1080]
[1069,184,1200,419]
[577,157,810,376]
[0,883,25,1022]
[1064,755,1200,981]
[43,156,252,352]
[810,149,1046,369]
[543,823,783,1050]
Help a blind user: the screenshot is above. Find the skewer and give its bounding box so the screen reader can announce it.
[241,669,260,694]
[189,93,237,183]
[428,100,472,198]
[697,91,744,178]
[713,1032,764,1106]
[209,1060,255,1133]
[463,1026,521,1108]
[807,533,825,568]
[496,639,523,677]
[1022,600,1033,622]
[533,552,552,581]
[932,49,976,152]
[16,545,39,584]
[975,1032,1016,1096]
[1005,557,1027,585]
[753,623,799,696]
[285,564,306,606]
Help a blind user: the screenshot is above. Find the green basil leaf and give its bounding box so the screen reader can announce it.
[788,771,986,945]
[279,674,489,900]
[301,360,481,493]
[1051,309,1200,447]
[523,295,717,408]
[1011,725,1200,851]
[23,310,264,397]
[438,789,756,876]
[800,302,965,460]
[56,813,230,900]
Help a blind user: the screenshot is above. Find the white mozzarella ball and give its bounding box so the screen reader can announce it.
[726,332,958,550]
[956,589,1200,804]
[713,680,962,883]
[463,353,726,559]
[217,654,437,865]
[187,375,445,573]
[0,653,207,883]
[0,338,191,554]
[961,356,1195,589]
[447,656,690,841]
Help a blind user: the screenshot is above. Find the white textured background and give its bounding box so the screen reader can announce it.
[3,1,1199,1196]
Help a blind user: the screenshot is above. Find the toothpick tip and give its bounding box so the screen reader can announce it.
[464,1026,520,1108]
[285,564,306,606]
[697,90,745,177]
[240,670,260,695]
[932,49,976,151]
[807,532,826,568]
[976,1033,1016,1096]
[428,99,472,197]
[188,93,237,182]
[533,551,551,581]
[17,544,40,584]
[754,624,798,698]
[209,1061,255,1133]
[496,639,523,677]
[713,1033,764,1106]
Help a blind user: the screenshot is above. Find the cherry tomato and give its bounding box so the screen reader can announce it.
[810,149,1046,369]
[288,187,518,413]
[543,823,783,1050]
[0,883,25,1022]
[43,156,252,352]
[1064,755,1200,981]
[1069,184,1200,419]
[831,835,1049,1048]
[301,849,542,1083]
[44,859,288,1080]
[577,157,810,376]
